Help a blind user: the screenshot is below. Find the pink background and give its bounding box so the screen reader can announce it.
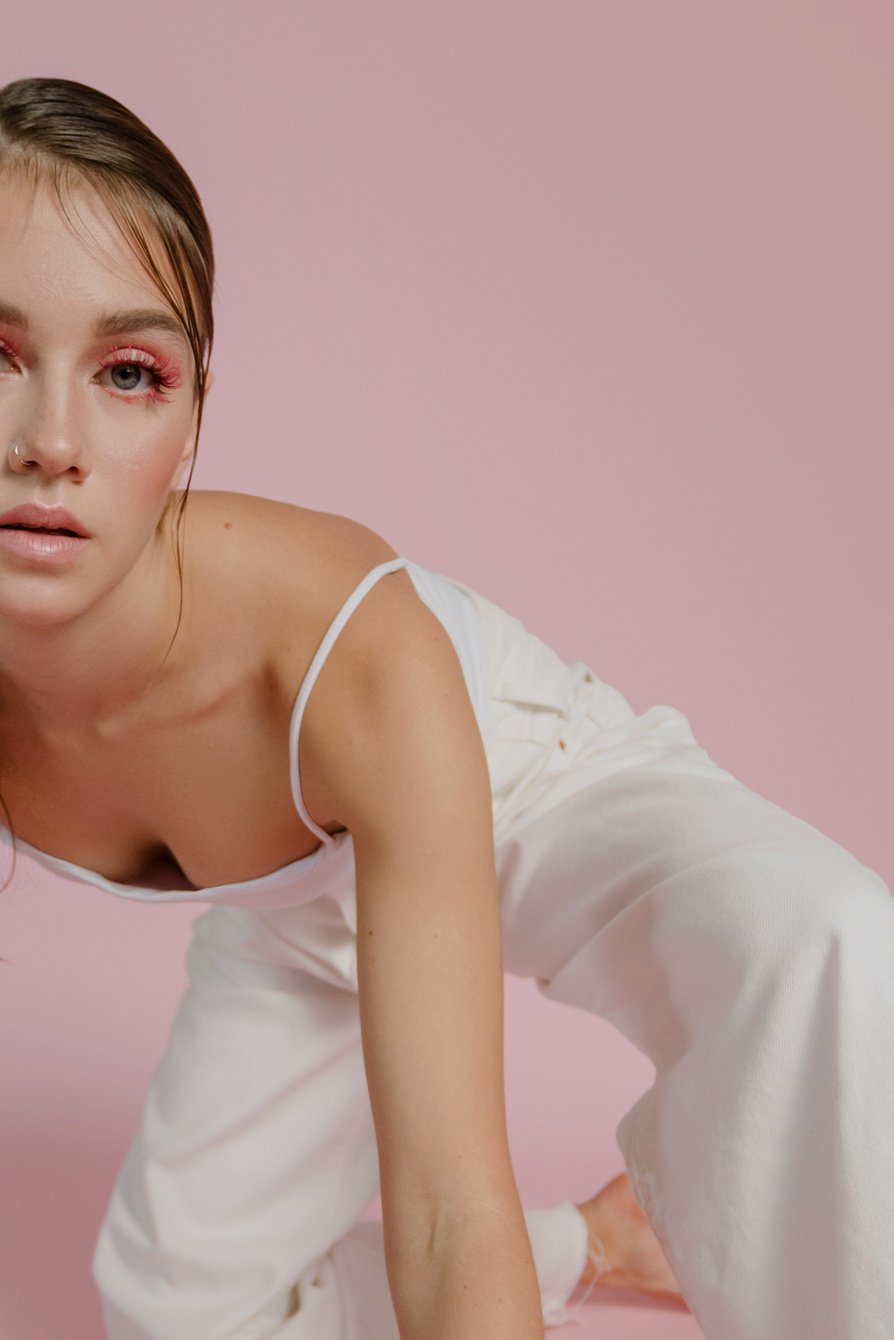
[1,4,891,1337]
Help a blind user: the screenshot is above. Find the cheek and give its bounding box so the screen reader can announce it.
[100,416,194,495]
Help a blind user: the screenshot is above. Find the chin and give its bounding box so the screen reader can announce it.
[0,549,122,626]
[0,583,92,629]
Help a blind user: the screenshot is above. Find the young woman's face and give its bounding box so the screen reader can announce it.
[0,170,201,625]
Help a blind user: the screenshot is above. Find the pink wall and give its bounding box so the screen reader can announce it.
[1,4,891,1337]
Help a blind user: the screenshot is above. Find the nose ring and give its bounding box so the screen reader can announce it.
[10,439,31,464]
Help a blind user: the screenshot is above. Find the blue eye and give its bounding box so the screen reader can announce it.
[109,363,151,392]
[98,348,180,401]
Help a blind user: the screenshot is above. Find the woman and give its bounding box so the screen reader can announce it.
[0,77,890,1340]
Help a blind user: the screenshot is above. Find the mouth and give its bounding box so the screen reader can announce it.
[0,503,91,538]
[1,523,82,537]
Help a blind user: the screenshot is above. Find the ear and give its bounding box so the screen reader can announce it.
[168,368,214,491]
[168,454,193,493]
[169,425,199,491]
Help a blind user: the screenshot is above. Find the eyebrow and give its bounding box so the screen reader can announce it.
[0,301,28,328]
[0,301,188,347]
[95,308,188,344]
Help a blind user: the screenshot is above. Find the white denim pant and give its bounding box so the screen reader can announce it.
[93,585,894,1340]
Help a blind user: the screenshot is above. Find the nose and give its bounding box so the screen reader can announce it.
[8,380,90,480]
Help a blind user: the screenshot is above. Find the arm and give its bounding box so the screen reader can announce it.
[302,566,543,1339]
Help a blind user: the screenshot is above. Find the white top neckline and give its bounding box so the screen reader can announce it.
[0,557,410,904]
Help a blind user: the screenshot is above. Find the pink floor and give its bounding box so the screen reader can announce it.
[555,1294,701,1339]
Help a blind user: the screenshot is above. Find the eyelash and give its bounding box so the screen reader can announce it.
[0,337,21,374]
[98,347,182,403]
[0,339,183,404]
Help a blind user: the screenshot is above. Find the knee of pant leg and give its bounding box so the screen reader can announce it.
[799,854,894,981]
[673,841,894,993]
[759,843,890,951]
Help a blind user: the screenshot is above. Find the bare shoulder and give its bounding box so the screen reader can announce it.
[184,491,464,834]
[186,488,396,570]
[183,485,422,688]
[186,488,406,623]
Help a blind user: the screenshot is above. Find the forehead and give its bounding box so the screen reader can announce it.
[0,168,185,338]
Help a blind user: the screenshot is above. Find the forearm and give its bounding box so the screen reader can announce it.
[388,1203,544,1340]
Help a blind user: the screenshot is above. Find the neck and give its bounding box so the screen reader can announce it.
[0,523,189,742]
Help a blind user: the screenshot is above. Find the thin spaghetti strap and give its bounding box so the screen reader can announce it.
[288,556,409,843]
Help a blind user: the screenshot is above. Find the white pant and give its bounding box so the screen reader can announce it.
[93,586,894,1339]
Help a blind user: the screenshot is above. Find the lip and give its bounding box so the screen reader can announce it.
[0,528,89,564]
[0,502,91,538]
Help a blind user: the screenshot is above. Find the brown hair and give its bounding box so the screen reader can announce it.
[0,76,216,893]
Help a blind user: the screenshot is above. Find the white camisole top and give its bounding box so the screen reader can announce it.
[0,558,492,910]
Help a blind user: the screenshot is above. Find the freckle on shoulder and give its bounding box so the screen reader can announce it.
[189,489,398,574]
